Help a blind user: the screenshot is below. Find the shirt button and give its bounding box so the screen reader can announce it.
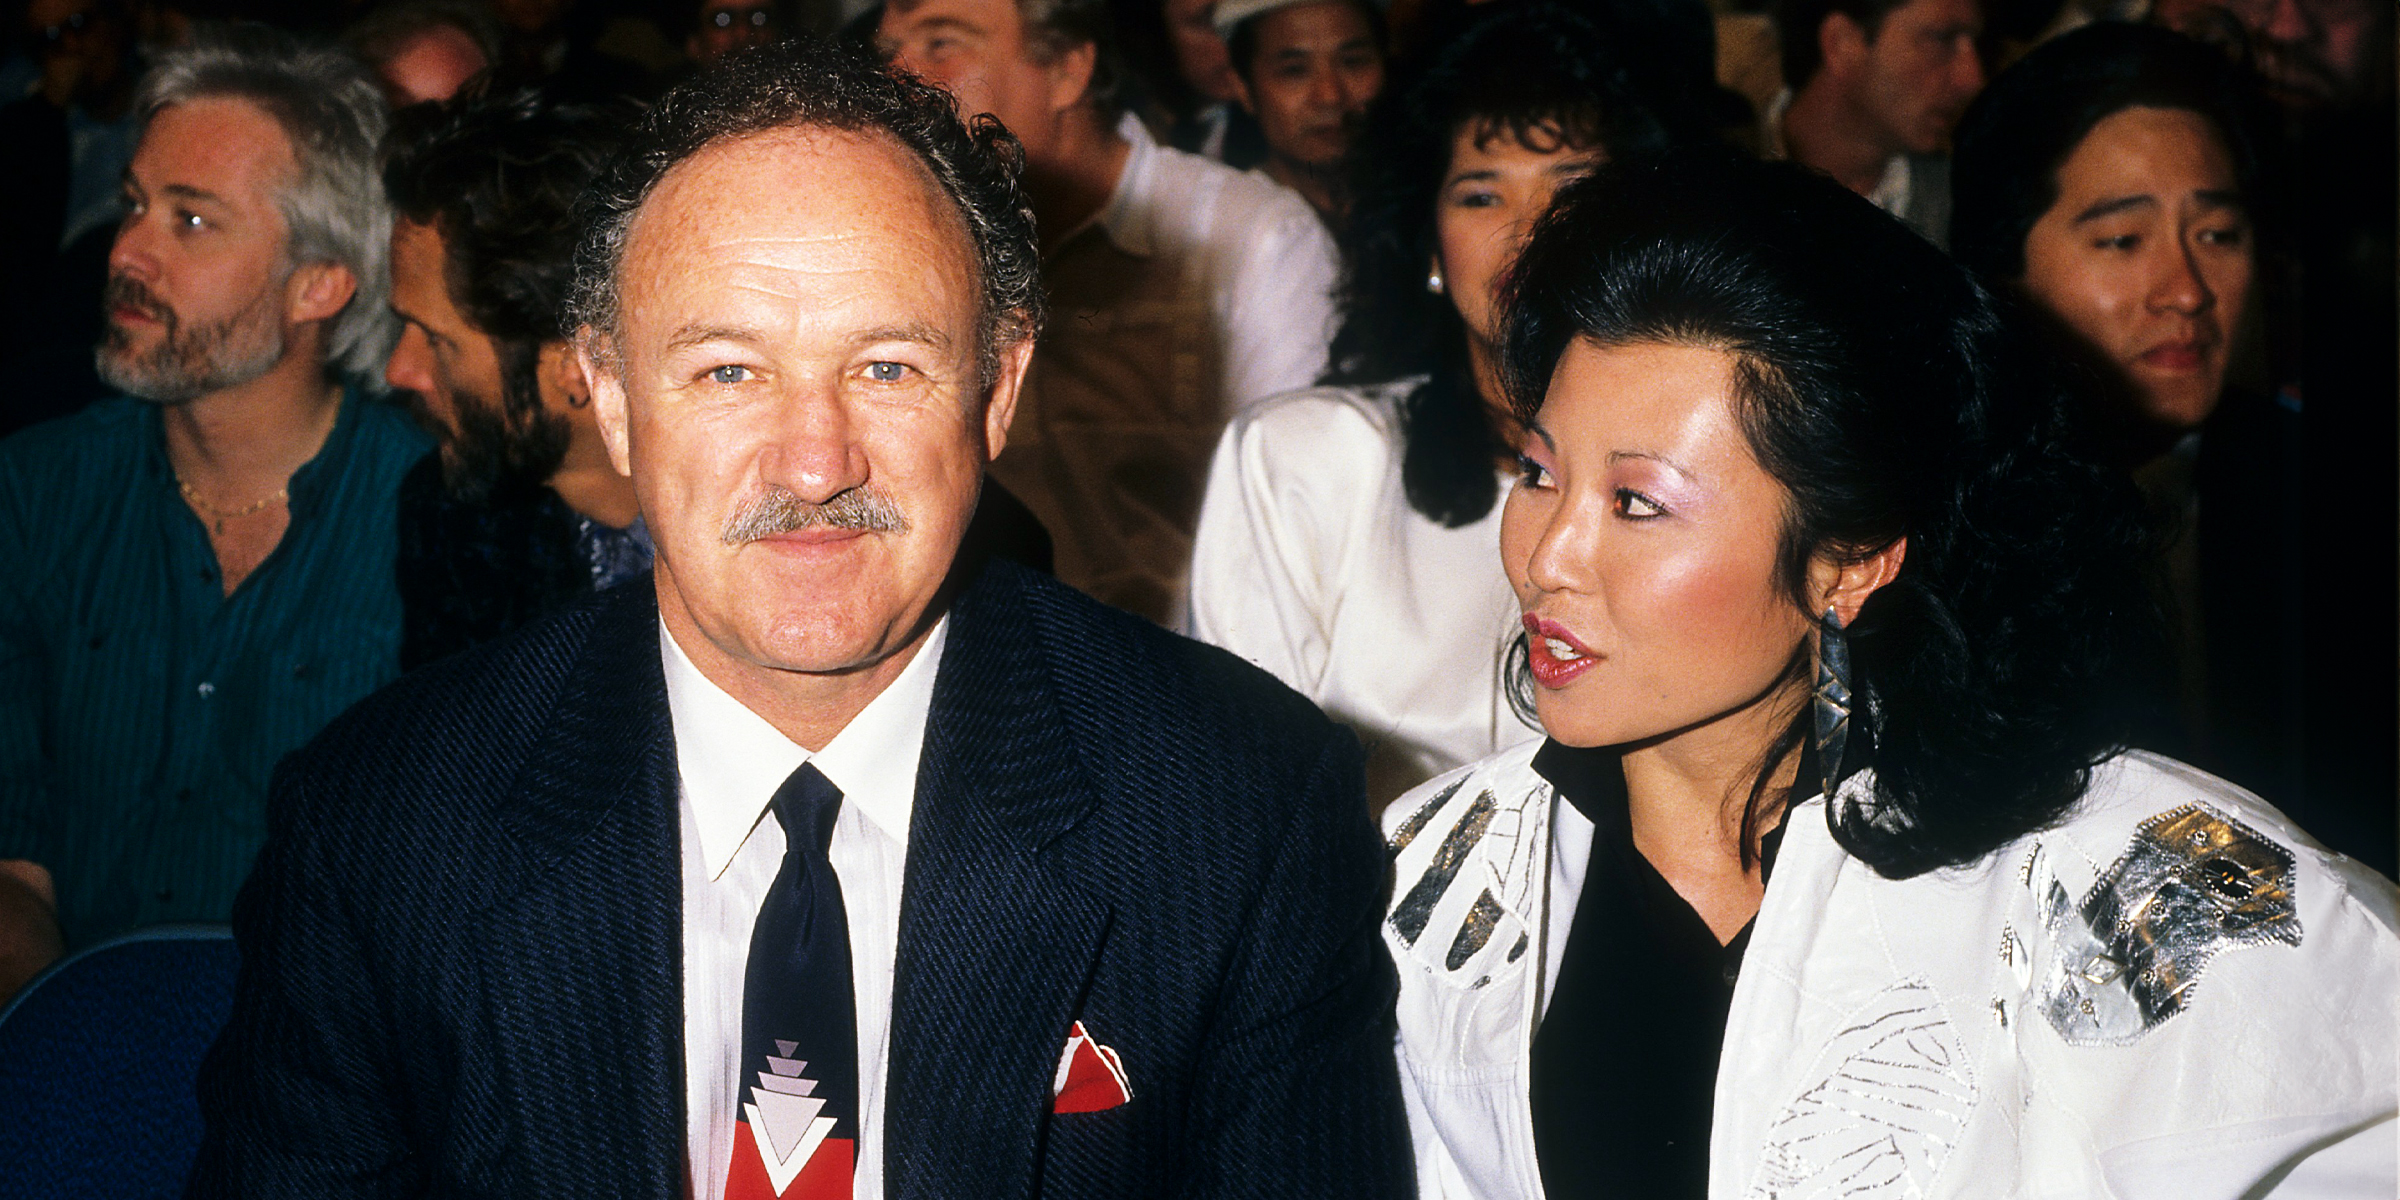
[196,681,216,698]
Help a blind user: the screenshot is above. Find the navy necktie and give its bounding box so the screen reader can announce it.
[726,762,858,1199]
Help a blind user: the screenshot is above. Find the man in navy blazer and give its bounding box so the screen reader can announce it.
[187,40,1409,1199]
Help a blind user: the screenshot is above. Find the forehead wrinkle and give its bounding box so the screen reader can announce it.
[621,127,980,317]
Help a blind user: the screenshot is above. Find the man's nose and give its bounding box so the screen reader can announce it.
[107,211,156,282]
[2149,241,2214,316]
[385,325,436,396]
[761,388,871,503]
[2261,0,2316,45]
[1951,38,1987,98]
[1308,66,1343,107]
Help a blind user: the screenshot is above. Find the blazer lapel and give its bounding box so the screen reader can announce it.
[469,585,688,1198]
[885,564,1112,1200]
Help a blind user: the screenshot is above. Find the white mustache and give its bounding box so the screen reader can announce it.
[720,485,909,544]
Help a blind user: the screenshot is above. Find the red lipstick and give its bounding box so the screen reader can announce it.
[1523,613,1598,689]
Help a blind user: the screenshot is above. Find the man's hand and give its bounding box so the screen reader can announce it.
[0,859,62,1004]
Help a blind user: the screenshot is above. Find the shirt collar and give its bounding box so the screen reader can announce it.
[1865,153,1913,218]
[1053,111,1157,260]
[1532,738,1786,883]
[141,383,365,518]
[1761,87,1793,159]
[662,615,947,880]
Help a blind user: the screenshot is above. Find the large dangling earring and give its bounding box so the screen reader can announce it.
[1426,261,1445,295]
[1811,607,1852,803]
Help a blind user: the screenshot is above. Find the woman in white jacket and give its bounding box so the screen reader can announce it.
[1185,1,1728,805]
[1384,150,2397,1200]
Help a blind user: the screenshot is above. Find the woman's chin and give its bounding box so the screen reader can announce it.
[1532,694,1630,749]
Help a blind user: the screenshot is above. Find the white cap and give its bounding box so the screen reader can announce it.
[1211,0,1377,37]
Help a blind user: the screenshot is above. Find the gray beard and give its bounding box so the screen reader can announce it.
[97,284,289,405]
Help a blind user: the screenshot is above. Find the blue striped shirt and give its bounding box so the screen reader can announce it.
[0,392,430,947]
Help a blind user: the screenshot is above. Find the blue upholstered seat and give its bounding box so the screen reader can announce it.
[0,925,239,1199]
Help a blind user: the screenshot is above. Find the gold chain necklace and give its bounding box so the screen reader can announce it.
[178,477,287,534]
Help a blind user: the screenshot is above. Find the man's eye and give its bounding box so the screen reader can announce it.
[865,361,908,383]
[2094,233,2139,251]
[177,211,205,231]
[707,365,753,384]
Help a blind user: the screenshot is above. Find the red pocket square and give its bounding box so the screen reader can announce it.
[1051,1020,1133,1114]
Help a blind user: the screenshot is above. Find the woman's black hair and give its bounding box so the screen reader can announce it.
[1503,149,2162,879]
[1949,21,2275,284]
[1326,0,1720,528]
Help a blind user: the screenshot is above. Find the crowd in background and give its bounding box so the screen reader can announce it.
[0,0,2390,1000]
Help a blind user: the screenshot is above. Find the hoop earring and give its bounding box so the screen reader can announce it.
[1426,262,1445,295]
[1811,607,1852,802]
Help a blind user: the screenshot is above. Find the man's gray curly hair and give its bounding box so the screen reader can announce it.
[566,38,1045,392]
[136,23,398,385]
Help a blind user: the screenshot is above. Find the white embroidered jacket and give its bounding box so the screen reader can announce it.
[1383,743,2399,1199]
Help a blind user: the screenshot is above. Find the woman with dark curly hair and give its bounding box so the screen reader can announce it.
[1186,0,1718,804]
[1384,150,2396,1198]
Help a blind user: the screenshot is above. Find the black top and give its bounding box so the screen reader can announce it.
[1528,739,1785,1200]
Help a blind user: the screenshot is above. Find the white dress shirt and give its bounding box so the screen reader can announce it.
[667,617,948,1200]
[1187,384,1539,802]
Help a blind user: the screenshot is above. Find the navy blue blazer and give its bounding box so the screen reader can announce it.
[186,559,1411,1198]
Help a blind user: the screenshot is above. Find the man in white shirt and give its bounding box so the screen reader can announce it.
[188,39,1409,1200]
[881,0,1340,624]
[1768,0,1986,245]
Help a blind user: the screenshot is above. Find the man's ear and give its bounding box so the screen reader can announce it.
[285,260,358,325]
[1819,11,1871,79]
[1808,537,1907,627]
[577,332,635,478]
[1044,38,1099,119]
[980,335,1036,462]
[537,339,591,415]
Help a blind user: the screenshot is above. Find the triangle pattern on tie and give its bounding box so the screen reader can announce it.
[727,762,858,1200]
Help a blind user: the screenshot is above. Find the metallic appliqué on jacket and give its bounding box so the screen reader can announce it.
[1390,787,1495,946]
[1388,778,1463,855]
[2035,803,2301,1047]
[1744,980,1977,1199]
[1388,769,1547,985]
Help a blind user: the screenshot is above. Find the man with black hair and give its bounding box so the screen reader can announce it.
[1770,0,1983,244]
[380,91,650,670]
[880,0,1338,625]
[1216,0,1386,224]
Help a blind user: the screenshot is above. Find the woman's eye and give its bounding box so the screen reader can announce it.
[1615,488,1664,519]
[706,364,752,385]
[1515,453,1553,488]
[1453,189,1500,210]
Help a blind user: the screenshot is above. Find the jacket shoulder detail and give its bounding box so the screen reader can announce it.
[2033,800,2301,1046]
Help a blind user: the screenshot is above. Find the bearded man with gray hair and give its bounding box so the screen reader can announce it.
[0,23,428,1000]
